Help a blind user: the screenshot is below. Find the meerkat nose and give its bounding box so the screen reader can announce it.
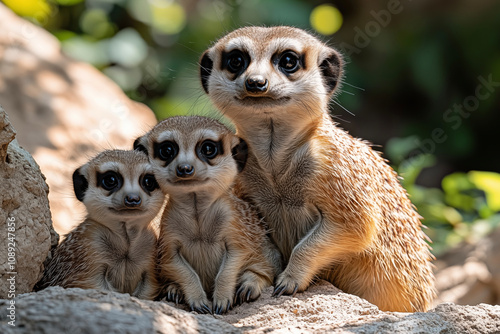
[176,164,195,178]
[245,75,269,94]
[124,194,142,207]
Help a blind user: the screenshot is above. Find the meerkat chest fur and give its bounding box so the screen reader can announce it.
[162,193,235,291]
[94,220,157,293]
[238,118,326,260]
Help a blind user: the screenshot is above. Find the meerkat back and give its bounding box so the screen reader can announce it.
[35,150,165,300]
[134,116,281,314]
[199,26,435,312]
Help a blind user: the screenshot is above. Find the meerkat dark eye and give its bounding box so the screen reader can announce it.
[200,140,218,159]
[142,174,158,192]
[225,50,248,74]
[278,51,300,74]
[156,141,178,163]
[100,171,121,191]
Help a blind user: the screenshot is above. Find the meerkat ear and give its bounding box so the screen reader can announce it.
[319,48,344,95]
[133,135,148,155]
[231,138,248,173]
[200,50,214,94]
[72,167,89,202]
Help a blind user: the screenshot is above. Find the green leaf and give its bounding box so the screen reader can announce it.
[442,173,476,211]
[469,171,500,212]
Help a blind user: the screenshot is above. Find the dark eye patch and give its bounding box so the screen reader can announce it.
[97,171,123,194]
[197,140,224,164]
[141,174,159,194]
[273,50,305,75]
[153,140,179,166]
[200,140,219,159]
[221,49,250,79]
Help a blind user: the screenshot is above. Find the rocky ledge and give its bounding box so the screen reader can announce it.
[1,281,499,333]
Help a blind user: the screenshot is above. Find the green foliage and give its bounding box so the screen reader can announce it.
[386,137,500,255]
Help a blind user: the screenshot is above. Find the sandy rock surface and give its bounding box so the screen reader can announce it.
[1,281,499,333]
[217,280,500,333]
[0,287,238,334]
[0,4,158,235]
[0,107,58,298]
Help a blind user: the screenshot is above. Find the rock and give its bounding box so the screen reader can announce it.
[484,228,500,303]
[218,280,381,332]
[0,108,15,161]
[0,287,239,334]
[0,106,58,299]
[217,281,500,333]
[434,227,500,306]
[1,281,499,333]
[0,3,158,235]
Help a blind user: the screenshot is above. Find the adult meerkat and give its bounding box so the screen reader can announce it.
[134,116,281,314]
[199,26,435,312]
[35,150,165,300]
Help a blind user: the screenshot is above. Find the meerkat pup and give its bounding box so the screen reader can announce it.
[35,150,165,300]
[198,26,435,312]
[134,116,281,314]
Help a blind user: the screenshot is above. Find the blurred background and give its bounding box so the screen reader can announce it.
[1,0,499,258]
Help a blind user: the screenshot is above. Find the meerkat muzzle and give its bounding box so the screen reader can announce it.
[245,75,269,94]
[124,194,142,208]
[176,163,195,178]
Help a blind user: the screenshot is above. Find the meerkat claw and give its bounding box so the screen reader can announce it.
[203,304,212,314]
[191,303,211,314]
[234,285,245,305]
[272,285,287,297]
[273,281,299,297]
[236,285,245,297]
[214,299,233,314]
[246,289,252,302]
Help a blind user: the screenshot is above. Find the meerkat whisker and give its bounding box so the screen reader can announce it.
[340,80,365,91]
[331,99,355,116]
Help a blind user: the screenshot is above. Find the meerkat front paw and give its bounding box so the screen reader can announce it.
[234,271,267,305]
[212,275,237,314]
[188,299,212,314]
[185,292,211,314]
[273,271,307,297]
[212,287,235,314]
[212,294,233,315]
[234,282,261,305]
[163,283,184,304]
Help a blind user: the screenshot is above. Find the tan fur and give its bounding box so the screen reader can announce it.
[200,26,435,312]
[35,150,165,300]
[135,116,281,314]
